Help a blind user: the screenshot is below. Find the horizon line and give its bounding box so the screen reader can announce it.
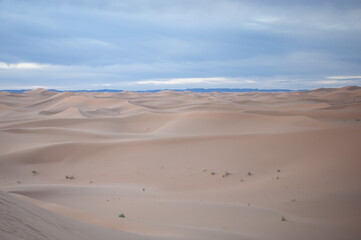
[1,85,360,93]
[1,87,308,93]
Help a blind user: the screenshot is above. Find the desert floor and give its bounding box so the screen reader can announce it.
[1,86,361,240]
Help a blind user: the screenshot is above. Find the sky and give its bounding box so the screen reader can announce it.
[0,0,361,90]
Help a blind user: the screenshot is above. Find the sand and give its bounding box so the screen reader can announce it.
[0,86,361,240]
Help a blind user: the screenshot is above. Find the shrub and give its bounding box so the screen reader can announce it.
[281,216,286,221]
[65,175,74,179]
[118,213,125,218]
[248,171,252,176]
[32,170,37,176]
[222,171,231,178]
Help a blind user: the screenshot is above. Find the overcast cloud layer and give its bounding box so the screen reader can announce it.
[1,0,361,90]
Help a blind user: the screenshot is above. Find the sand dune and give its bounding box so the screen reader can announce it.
[1,86,361,240]
[0,190,154,240]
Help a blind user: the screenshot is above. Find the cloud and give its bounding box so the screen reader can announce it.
[0,0,361,90]
[135,77,260,86]
[327,76,361,80]
[92,83,113,87]
[1,0,361,66]
[245,80,256,83]
[0,85,60,90]
[315,80,355,85]
[136,77,238,85]
[0,62,46,69]
[0,58,358,90]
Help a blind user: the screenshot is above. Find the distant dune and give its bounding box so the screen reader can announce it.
[1,86,361,240]
[1,87,300,93]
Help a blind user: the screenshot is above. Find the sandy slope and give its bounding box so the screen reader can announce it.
[0,190,155,240]
[1,86,361,240]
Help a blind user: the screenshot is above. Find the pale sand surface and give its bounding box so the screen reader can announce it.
[1,86,361,239]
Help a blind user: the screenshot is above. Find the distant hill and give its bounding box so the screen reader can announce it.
[179,88,299,93]
[1,88,303,93]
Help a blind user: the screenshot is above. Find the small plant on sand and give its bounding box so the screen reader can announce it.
[276,176,280,180]
[277,169,281,173]
[118,213,126,218]
[222,171,231,178]
[281,216,286,221]
[65,175,74,180]
[211,172,216,176]
[240,178,244,182]
[248,171,252,176]
[32,170,37,176]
